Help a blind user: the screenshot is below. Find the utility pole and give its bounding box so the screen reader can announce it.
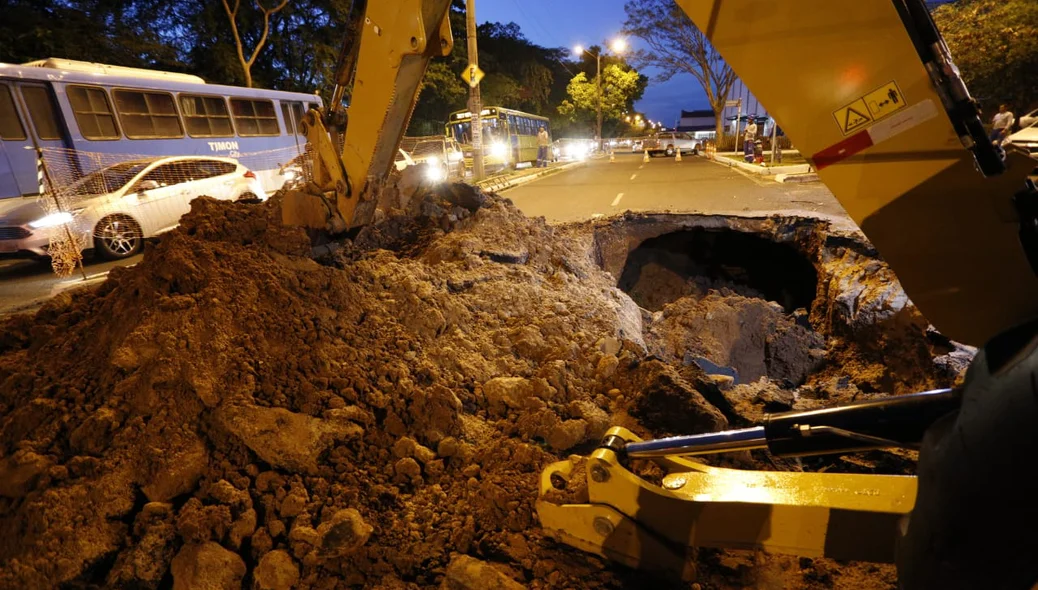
[465,0,484,181]
[596,51,603,152]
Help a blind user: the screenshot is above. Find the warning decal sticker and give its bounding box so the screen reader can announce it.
[833,98,874,135]
[863,81,907,121]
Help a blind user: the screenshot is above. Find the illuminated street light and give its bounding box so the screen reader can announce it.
[573,36,627,150]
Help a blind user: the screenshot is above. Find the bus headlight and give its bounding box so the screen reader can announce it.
[490,142,507,158]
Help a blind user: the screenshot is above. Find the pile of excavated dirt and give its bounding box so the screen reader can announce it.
[0,187,969,590]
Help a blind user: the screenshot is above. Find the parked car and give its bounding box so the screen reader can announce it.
[1018,108,1038,131]
[642,131,703,157]
[279,148,416,190]
[553,138,594,161]
[0,155,265,260]
[405,137,465,182]
[1005,121,1038,176]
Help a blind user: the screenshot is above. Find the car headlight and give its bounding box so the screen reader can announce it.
[426,155,441,167]
[29,211,75,229]
[424,164,446,182]
[490,142,507,158]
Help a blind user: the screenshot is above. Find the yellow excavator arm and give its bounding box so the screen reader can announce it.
[677,0,1037,348]
[281,0,454,233]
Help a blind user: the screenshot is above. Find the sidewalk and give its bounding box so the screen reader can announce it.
[709,150,819,183]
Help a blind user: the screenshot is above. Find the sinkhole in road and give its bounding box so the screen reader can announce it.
[617,227,819,314]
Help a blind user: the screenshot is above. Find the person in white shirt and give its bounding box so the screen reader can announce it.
[990,104,1015,144]
[743,118,758,162]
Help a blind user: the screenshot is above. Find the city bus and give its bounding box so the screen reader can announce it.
[446,106,550,169]
[0,58,322,200]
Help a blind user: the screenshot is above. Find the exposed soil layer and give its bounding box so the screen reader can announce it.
[0,188,968,589]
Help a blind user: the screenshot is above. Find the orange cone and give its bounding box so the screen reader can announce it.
[675,149,682,162]
[643,149,650,163]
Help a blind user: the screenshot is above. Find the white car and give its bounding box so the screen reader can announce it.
[1018,108,1038,131]
[0,155,265,260]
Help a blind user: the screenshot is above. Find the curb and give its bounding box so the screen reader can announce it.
[710,153,812,177]
[475,160,585,192]
[775,172,820,183]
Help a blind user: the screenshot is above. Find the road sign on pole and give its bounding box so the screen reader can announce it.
[461,64,485,88]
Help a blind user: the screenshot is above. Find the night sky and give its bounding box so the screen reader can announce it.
[477,0,710,125]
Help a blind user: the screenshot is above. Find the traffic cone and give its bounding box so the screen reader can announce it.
[643,149,650,163]
[675,149,682,162]
[609,149,615,163]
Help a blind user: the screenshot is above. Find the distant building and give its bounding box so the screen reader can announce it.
[676,109,715,139]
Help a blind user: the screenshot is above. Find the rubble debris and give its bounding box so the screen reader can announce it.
[254,549,300,590]
[171,541,246,590]
[0,190,968,589]
[442,554,525,590]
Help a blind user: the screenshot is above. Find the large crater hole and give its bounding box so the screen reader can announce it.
[618,228,819,313]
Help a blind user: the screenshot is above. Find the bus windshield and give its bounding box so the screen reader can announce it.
[448,117,502,144]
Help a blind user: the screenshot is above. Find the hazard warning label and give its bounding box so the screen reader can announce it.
[863,81,907,121]
[833,98,873,135]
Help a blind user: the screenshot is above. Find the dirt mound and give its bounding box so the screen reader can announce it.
[0,189,966,589]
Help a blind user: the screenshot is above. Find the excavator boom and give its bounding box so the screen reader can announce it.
[281,0,453,232]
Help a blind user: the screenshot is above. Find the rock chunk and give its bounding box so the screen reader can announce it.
[170,542,245,590]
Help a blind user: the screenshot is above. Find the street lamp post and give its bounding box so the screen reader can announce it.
[574,38,626,151]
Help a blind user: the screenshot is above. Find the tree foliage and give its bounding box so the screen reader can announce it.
[0,0,636,137]
[220,0,290,88]
[933,0,1038,113]
[558,64,644,137]
[622,0,737,136]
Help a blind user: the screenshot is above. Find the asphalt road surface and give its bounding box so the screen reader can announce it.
[0,254,141,315]
[504,151,851,224]
[1,153,853,316]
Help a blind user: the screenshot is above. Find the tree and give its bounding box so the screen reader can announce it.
[558,64,643,137]
[933,0,1038,115]
[220,0,290,88]
[623,0,737,137]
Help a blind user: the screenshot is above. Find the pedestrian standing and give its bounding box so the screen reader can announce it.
[743,117,758,163]
[990,104,1015,145]
[537,126,550,168]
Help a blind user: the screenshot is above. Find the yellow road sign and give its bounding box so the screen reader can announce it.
[863,81,907,121]
[461,64,485,88]
[833,98,873,135]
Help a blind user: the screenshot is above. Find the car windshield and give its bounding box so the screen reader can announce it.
[67,161,151,196]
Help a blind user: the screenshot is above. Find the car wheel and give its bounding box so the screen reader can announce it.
[94,215,143,260]
[237,192,261,204]
[665,146,675,157]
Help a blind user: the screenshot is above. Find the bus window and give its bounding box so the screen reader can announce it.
[0,85,26,140]
[180,94,234,138]
[291,103,305,134]
[114,89,184,139]
[231,98,279,136]
[20,86,63,140]
[67,86,120,140]
[279,102,293,136]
